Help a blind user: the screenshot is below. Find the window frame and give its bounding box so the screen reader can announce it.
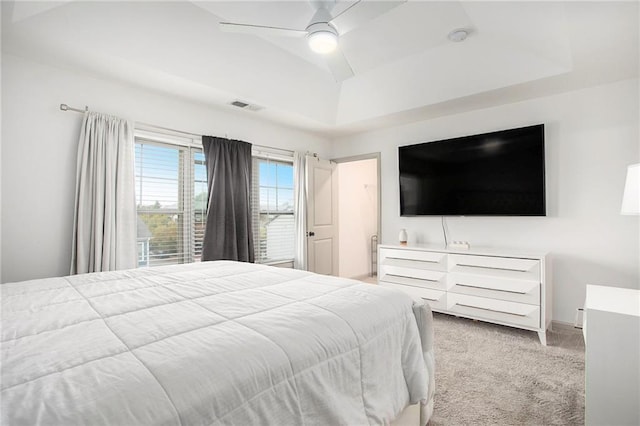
[134,130,205,267]
[133,130,298,267]
[252,151,296,265]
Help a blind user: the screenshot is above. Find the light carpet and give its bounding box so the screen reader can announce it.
[429,313,585,426]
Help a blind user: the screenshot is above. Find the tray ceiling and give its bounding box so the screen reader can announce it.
[2,1,638,136]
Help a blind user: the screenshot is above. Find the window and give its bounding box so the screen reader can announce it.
[252,156,295,263]
[135,138,206,267]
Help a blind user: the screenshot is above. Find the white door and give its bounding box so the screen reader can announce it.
[306,156,338,275]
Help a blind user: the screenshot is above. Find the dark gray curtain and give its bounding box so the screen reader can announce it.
[201,136,254,262]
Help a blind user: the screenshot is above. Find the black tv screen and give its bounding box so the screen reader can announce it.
[399,124,546,216]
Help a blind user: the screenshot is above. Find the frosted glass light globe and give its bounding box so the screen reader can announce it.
[308,31,337,54]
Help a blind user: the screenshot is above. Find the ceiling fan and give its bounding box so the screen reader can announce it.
[219,0,407,82]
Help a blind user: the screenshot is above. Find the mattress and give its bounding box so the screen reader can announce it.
[1,261,434,425]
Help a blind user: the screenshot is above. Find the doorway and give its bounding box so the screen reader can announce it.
[334,154,381,280]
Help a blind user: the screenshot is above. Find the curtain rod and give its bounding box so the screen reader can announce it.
[59,103,295,155]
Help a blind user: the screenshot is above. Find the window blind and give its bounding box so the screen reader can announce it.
[135,139,205,267]
[252,156,295,263]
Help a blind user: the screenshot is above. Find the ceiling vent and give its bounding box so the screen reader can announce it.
[448,28,470,42]
[229,100,264,112]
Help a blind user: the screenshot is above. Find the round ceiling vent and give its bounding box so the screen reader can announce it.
[448,28,469,42]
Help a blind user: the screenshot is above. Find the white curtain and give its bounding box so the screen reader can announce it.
[71,111,137,274]
[293,152,307,270]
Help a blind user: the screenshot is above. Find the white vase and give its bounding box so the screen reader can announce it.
[399,229,408,245]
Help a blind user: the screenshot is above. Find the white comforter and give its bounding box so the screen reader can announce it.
[1,261,434,425]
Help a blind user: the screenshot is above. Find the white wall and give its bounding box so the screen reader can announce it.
[1,53,332,283]
[0,28,3,283]
[331,78,640,324]
[337,158,378,279]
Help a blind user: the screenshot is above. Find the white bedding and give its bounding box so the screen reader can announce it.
[1,261,434,425]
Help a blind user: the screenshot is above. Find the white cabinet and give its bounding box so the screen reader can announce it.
[378,244,551,344]
[584,285,640,426]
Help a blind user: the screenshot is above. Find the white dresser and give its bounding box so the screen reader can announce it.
[378,244,551,344]
[584,285,640,426]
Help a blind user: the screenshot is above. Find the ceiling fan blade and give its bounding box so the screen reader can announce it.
[219,22,307,38]
[325,47,354,82]
[330,0,407,35]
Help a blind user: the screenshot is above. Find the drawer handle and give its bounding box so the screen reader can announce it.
[455,263,530,273]
[421,297,438,302]
[454,303,528,317]
[455,283,528,295]
[387,274,439,283]
[386,257,440,264]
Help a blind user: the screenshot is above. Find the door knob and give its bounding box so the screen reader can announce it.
[307,231,315,237]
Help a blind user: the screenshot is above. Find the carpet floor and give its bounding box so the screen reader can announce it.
[428,313,585,426]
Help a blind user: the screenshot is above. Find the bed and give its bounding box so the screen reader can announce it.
[1,261,435,425]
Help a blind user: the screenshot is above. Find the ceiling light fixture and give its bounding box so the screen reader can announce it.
[305,7,338,55]
[308,31,337,54]
[448,28,469,42]
[307,21,338,54]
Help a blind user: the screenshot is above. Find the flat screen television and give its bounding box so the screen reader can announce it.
[399,124,546,216]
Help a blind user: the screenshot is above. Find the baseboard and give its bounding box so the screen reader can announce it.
[551,320,582,334]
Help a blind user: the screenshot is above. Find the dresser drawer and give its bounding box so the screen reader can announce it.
[380,265,448,291]
[449,254,540,281]
[381,282,447,311]
[380,248,448,271]
[448,273,540,305]
[447,293,540,329]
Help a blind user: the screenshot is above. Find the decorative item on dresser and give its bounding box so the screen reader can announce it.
[378,243,551,344]
[398,229,408,245]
